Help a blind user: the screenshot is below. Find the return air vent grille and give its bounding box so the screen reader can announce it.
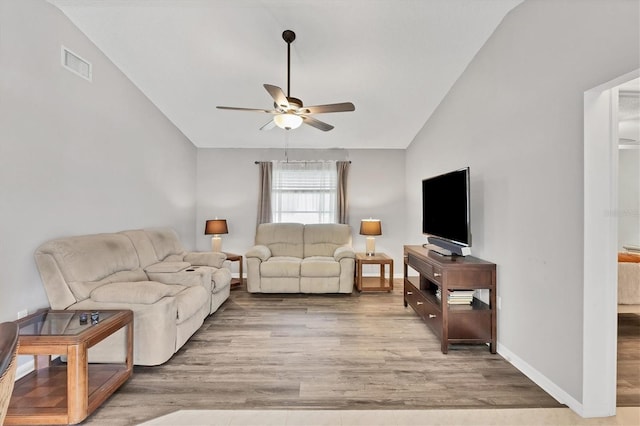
[61,46,92,81]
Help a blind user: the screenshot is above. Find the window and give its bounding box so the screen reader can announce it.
[272,161,337,224]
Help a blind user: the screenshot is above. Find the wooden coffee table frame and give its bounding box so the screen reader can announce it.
[6,309,133,425]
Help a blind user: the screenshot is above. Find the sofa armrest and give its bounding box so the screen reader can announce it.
[246,245,271,261]
[183,252,227,268]
[334,245,356,261]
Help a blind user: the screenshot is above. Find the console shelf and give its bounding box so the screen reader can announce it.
[403,245,496,353]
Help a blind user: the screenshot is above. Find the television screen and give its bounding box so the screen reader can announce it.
[422,167,470,247]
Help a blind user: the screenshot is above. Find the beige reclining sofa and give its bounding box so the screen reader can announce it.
[246,223,355,293]
[34,227,231,366]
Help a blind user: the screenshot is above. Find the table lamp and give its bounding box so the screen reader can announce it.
[360,218,382,256]
[205,219,228,252]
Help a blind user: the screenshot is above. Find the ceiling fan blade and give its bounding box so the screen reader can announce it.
[300,102,355,114]
[260,119,276,130]
[302,116,334,132]
[264,84,289,109]
[216,106,276,113]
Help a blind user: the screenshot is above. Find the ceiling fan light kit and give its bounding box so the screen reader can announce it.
[274,113,303,130]
[217,30,355,132]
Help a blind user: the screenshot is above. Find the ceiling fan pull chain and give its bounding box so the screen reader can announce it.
[284,131,289,162]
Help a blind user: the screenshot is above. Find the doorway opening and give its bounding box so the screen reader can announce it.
[583,70,639,417]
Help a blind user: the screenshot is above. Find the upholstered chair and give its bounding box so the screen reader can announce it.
[0,321,19,424]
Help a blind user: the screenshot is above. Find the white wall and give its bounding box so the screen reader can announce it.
[0,0,197,323]
[405,0,639,409]
[196,148,406,278]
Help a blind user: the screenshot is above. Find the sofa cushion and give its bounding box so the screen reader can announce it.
[256,223,304,258]
[90,281,184,304]
[301,256,341,277]
[303,224,352,257]
[41,233,140,284]
[174,286,209,323]
[69,269,148,301]
[144,228,186,261]
[261,257,301,277]
[145,262,190,273]
[120,229,158,268]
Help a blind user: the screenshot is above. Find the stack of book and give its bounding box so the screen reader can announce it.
[435,289,475,305]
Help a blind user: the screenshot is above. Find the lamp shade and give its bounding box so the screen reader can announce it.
[205,219,228,235]
[274,113,303,130]
[360,219,382,236]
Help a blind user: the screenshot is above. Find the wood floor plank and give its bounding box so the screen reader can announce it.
[83,281,582,425]
[617,313,640,407]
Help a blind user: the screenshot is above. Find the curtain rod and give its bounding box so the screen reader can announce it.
[254,160,351,164]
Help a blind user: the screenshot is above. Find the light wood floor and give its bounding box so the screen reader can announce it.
[617,312,640,407]
[84,280,564,425]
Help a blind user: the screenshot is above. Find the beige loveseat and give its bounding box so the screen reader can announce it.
[246,223,355,293]
[34,227,232,366]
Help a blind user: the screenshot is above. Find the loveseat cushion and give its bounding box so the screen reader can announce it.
[256,223,304,258]
[90,281,184,304]
[301,257,341,277]
[303,223,352,257]
[261,257,301,277]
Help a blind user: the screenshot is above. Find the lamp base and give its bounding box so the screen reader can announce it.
[365,237,376,256]
[211,236,222,253]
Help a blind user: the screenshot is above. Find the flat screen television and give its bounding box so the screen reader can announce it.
[422,167,471,256]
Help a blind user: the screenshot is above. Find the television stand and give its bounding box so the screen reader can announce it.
[404,245,496,354]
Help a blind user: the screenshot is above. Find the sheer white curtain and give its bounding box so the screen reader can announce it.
[272,161,337,224]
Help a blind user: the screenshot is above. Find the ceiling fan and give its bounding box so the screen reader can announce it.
[216,30,355,132]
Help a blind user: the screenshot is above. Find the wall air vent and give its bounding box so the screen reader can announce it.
[61,46,92,81]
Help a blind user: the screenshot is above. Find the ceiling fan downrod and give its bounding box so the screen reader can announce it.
[282,30,296,97]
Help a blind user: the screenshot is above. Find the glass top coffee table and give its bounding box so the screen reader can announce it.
[5,309,133,425]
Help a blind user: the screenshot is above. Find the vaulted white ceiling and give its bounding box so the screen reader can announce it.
[49,0,523,149]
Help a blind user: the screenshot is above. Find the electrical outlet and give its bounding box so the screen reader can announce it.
[497,296,502,310]
[17,309,28,319]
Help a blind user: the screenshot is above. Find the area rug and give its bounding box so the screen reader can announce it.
[138,407,640,426]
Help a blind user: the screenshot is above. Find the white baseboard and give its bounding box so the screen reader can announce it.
[15,357,35,380]
[14,355,62,381]
[497,343,585,416]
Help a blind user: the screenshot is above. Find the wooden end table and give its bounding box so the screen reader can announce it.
[355,252,394,292]
[224,252,243,289]
[6,309,133,425]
